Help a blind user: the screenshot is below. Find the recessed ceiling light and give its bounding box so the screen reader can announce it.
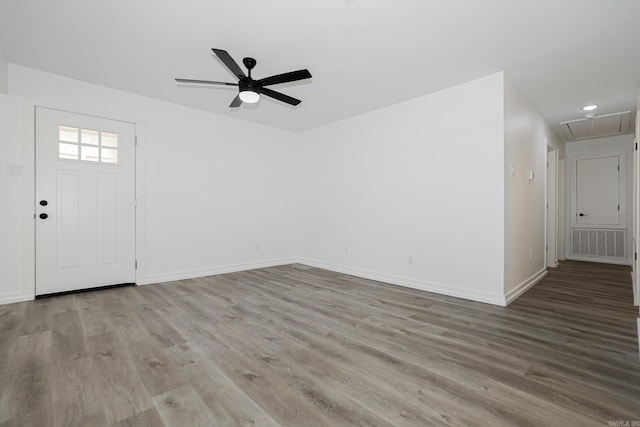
[582,104,598,111]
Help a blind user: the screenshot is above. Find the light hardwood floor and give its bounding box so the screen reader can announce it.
[1,261,638,426]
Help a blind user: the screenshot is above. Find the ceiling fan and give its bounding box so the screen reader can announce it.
[175,48,312,108]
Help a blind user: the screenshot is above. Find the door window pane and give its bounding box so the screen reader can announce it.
[101,148,118,164]
[59,126,78,143]
[59,143,79,160]
[81,129,100,145]
[101,132,118,148]
[81,145,100,162]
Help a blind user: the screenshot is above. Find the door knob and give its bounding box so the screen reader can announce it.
[39,200,48,206]
[39,213,48,219]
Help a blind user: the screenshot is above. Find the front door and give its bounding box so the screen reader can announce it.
[35,107,136,295]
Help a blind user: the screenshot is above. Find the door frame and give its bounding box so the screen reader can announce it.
[33,105,143,292]
[557,157,566,261]
[634,117,639,306]
[546,147,558,268]
[566,149,630,264]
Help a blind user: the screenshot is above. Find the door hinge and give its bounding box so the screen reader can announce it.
[618,204,620,211]
[635,252,637,261]
[636,142,638,151]
[617,165,620,171]
[135,260,138,269]
[134,198,138,208]
[135,136,138,146]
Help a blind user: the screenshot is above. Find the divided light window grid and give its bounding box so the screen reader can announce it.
[58,125,119,164]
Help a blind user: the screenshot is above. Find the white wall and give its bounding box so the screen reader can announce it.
[0,95,29,303]
[2,64,299,303]
[503,77,561,302]
[565,134,634,263]
[0,49,7,94]
[298,73,506,305]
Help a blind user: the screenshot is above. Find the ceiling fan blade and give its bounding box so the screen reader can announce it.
[260,87,302,106]
[212,48,246,79]
[258,69,312,87]
[229,94,242,108]
[175,78,238,86]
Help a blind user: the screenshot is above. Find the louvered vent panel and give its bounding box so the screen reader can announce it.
[597,230,606,255]
[571,228,626,259]
[615,231,625,257]
[606,233,615,257]
[580,229,589,254]
[588,231,597,256]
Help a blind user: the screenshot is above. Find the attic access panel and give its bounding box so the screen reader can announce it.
[558,111,631,141]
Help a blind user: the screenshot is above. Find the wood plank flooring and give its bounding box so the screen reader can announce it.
[1,260,638,426]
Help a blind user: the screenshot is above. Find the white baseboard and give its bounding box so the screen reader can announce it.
[504,268,547,306]
[298,258,507,306]
[565,255,632,266]
[137,257,297,286]
[0,292,34,305]
[0,258,541,309]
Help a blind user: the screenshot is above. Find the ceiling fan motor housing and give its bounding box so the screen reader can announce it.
[239,78,261,93]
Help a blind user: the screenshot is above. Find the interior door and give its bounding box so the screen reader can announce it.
[35,107,136,295]
[576,156,620,225]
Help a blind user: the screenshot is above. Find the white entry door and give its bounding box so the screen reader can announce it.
[576,155,620,225]
[35,108,136,295]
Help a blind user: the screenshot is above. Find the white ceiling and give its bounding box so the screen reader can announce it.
[1,0,639,134]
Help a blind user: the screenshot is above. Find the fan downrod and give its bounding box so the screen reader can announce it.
[243,57,257,70]
[243,57,256,78]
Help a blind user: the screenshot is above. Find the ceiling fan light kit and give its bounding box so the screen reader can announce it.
[176,48,312,108]
[238,75,260,103]
[239,89,260,104]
